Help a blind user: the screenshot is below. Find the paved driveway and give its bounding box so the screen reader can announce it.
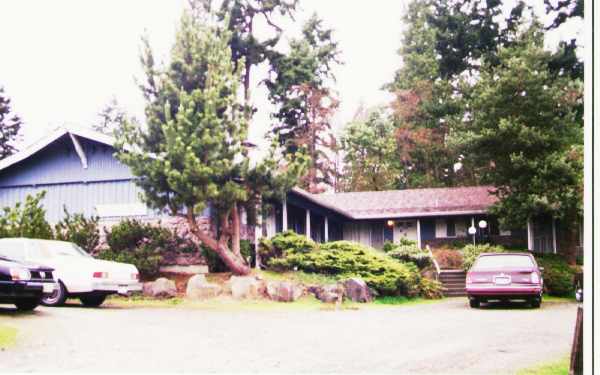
[0,298,577,374]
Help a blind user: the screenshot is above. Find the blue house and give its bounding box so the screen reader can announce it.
[0,127,155,223]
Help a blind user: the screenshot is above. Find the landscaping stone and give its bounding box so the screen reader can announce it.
[226,276,263,299]
[186,274,221,299]
[265,281,304,302]
[143,277,177,298]
[310,283,344,303]
[342,278,373,303]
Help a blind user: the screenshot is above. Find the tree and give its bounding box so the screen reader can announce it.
[115,5,305,275]
[93,97,127,135]
[0,87,22,160]
[0,191,53,239]
[266,14,340,192]
[451,26,583,261]
[339,108,400,192]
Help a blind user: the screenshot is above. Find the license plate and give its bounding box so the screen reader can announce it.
[43,283,55,293]
[494,276,511,285]
[118,286,128,295]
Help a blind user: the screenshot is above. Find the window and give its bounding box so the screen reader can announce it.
[446,218,456,237]
[473,255,535,269]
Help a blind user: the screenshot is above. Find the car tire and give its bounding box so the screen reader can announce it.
[41,281,67,307]
[531,297,542,309]
[80,295,107,307]
[14,299,40,311]
[469,298,480,308]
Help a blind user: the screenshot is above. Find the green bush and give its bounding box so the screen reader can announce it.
[461,244,507,271]
[385,242,432,269]
[419,278,444,299]
[54,207,100,253]
[433,249,464,269]
[262,232,425,297]
[0,192,53,239]
[101,219,196,279]
[536,254,577,297]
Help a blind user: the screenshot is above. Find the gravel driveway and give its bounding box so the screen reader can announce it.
[0,298,577,374]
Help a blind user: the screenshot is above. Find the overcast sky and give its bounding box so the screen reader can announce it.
[0,1,583,151]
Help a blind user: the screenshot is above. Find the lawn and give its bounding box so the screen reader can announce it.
[0,325,17,349]
[515,355,569,375]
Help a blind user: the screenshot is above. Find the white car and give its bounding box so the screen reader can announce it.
[0,238,142,307]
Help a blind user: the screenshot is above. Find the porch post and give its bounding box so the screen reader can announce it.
[305,209,311,240]
[254,201,262,269]
[416,219,422,249]
[552,218,557,254]
[282,198,288,231]
[527,218,532,251]
[324,216,329,242]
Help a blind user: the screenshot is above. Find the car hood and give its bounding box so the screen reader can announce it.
[0,258,53,272]
[38,256,138,276]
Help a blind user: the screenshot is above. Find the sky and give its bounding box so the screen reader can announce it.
[0,0,583,152]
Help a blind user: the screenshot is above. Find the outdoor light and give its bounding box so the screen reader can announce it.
[478,220,487,229]
[468,226,477,235]
[387,220,395,227]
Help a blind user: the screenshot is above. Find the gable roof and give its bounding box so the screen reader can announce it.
[291,186,498,219]
[0,126,115,172]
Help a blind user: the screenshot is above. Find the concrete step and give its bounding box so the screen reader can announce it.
[442,283,466,288]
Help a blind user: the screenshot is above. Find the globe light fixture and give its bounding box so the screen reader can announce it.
[478,220,487,229]
[468,226,477,245]
[387,220,395,227]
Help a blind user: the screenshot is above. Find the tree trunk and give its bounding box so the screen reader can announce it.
[562,221,580,265]
[186,210,251,276]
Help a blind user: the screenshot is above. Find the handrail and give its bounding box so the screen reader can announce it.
[426,245,441,280]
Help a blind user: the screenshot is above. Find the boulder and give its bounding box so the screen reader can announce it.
[266,281,304,302]
[342,278,373,303]
[226,276,264,299]
[186,274,221,299]
[311,283,344,303]
[143,277,177,298]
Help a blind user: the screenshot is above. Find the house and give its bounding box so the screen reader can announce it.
[0,126,577,256]
[264,187,581,255]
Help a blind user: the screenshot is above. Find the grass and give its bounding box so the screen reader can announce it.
[0,325,17,349]
[515,355,569,375]
[543,295,577,303]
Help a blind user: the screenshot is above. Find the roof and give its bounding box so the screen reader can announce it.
[0,126,114,172]
[291,186,498,219]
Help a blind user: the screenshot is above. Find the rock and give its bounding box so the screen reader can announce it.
[266,281,304,302]
[186,274,221,299]
[226,276,263,299]
[342,278,373,303]
[143,277,177,298]
[311,283,344,303]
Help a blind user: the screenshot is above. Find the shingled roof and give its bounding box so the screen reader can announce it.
[291,186,498,219]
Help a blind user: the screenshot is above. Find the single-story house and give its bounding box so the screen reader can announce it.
[0,127,579,256]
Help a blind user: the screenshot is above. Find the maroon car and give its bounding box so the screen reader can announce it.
[466,252,543,308]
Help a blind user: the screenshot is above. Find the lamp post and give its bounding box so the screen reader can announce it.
[468,226,477,245]
[478,220,487,244]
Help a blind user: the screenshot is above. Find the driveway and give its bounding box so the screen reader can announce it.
[0,298,577,374]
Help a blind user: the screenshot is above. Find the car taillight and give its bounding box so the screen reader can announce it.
[93,272,109,278]
[10,268,31,281]
[131,273,139,280]
[531,272,540,284]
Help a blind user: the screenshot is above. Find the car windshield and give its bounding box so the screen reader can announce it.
[31,241,92,259]
[473,255,535,269]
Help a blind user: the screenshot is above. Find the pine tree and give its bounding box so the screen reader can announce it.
[115,5,306,275]
[0,87,22,160]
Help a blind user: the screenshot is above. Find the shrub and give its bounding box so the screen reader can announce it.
[385,242,432,269]
[461,244,507,271]
[419,278,443,299]
[263,232,423,297]
[101,219,196,279]
[0,191,53,239]
[432,249,464,269]
[535,254,577,296]
[54,207,100,253]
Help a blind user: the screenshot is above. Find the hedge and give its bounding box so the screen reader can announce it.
[260,231,440,298]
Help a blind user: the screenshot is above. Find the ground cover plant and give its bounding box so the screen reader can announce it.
[383,240,432,269]
[260,231,441,298]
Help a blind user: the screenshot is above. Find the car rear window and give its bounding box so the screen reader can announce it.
[473,255,535,269]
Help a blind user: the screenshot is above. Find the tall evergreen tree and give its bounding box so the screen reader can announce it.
[116,5,306,275]
[0,87,22,160]
[266,14,340,192]
[93,97,127,135]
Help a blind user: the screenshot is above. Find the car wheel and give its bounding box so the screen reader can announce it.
[469,298,480,308]
[531,297,542,309]
[14,299,40,311]
[80,295,107,307]
[41,281,67,307]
